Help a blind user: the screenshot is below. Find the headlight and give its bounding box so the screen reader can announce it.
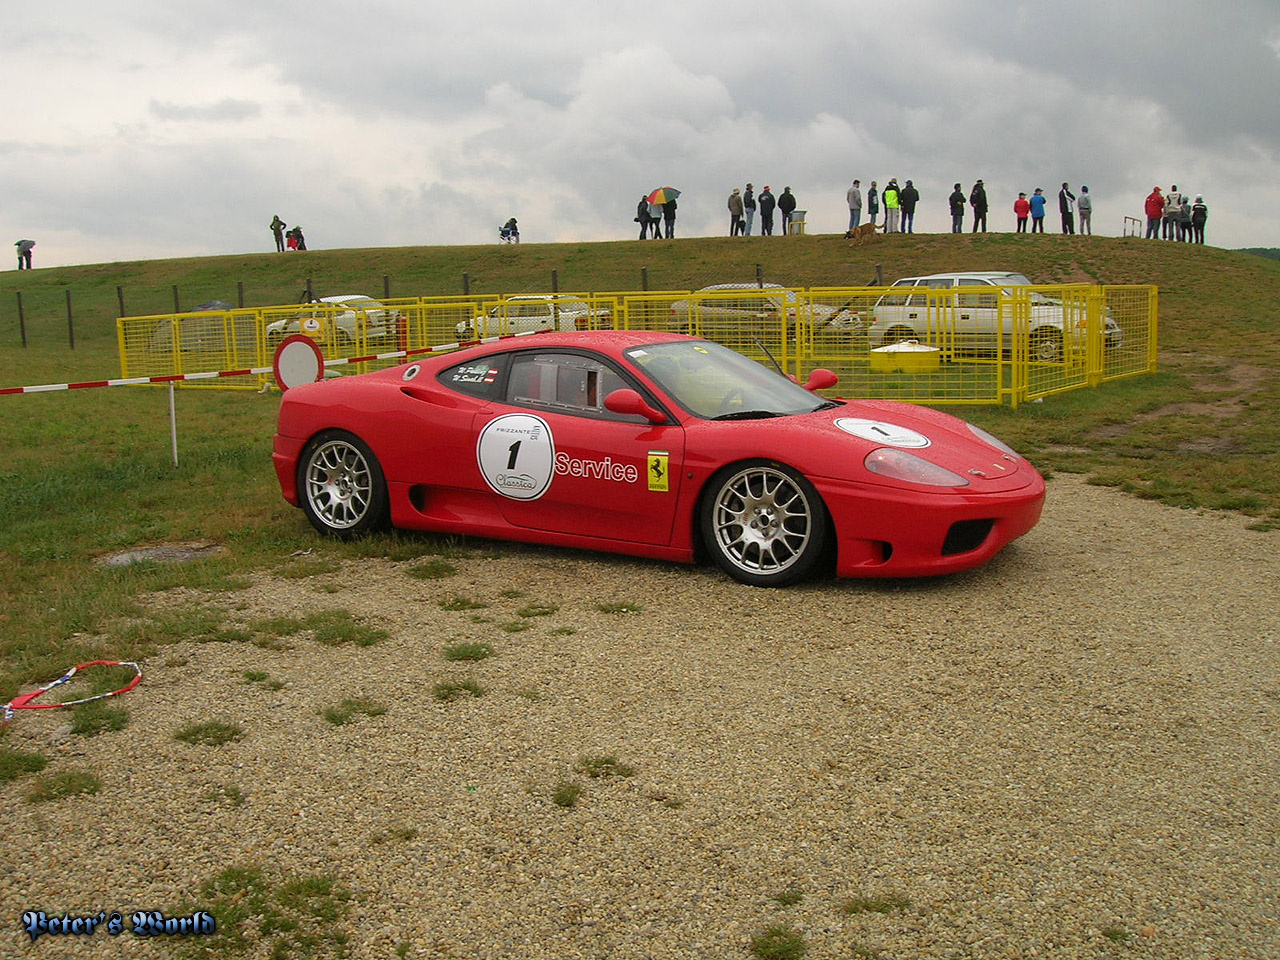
[966,423,1017,456]
[864,448,969,487]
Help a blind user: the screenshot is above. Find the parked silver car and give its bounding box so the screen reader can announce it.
[266,295,399,346]
[455,295,613,340]
[866,271,1122,361]
[670,283,862,334]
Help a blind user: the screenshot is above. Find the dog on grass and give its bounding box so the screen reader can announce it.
[844,222,879,244]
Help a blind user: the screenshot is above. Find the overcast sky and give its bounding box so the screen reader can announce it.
[5,0,1278,269]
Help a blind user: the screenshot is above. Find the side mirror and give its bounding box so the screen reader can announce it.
[604,388,666,424]
[802,368,839,392]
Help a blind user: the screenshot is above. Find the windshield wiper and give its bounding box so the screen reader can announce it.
[711,409,783,421]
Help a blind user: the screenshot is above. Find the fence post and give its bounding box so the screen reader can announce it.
[237,281,245,308]
[756,263,764,288]
[17,292,27,348]
[172,285,180,312]
[306,277,314,301]
[383,275,391,300]
[463,273,471,296]
[641,267,649,291]
[66,289,76,350]
[117,286,127,318]
[551,270,559,293]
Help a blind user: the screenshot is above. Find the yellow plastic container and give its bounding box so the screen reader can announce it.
[869,339,940,373]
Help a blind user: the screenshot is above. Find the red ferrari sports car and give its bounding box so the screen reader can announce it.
[272,331,1044,586]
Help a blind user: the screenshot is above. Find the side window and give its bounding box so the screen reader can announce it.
[505,352,645,421]
[437,354,510,399]
[956,282,999,309]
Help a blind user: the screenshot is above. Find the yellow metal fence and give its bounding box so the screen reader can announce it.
[119,284,1157,406]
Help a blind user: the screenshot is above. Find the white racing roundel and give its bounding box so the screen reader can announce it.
[477,414,555,500]
[834,417,931,449]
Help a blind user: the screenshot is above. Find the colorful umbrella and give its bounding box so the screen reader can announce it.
[646,186,681,206]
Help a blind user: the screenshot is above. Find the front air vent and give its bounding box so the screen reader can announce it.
[941,519,994,556]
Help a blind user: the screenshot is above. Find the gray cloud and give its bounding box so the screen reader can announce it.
[3,0,1277,267]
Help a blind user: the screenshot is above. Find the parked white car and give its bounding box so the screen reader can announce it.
[670,283,862,333]
[866,271,1122,361]
[455,295,613,340]
[266,295,398,345]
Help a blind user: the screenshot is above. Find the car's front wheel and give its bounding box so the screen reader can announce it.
[1030,329,1064,362]
[700,460,827,586]
[298,431,389,538]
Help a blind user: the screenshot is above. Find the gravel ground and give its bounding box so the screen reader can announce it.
[2,473,1277,959]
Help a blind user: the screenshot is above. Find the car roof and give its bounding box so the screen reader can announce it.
[893,272,1030,283]
[454,330,692,356]
[697,282,788,291]
[317,294,378,304]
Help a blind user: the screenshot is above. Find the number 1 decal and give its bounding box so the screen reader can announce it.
[477,415,555,500]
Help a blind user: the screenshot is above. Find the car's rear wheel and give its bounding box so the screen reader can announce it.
[700,460,827,587]
[1031,329,1063,362]
[298,431,389,538]
[883,324,918,345]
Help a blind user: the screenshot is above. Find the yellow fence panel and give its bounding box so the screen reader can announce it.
[119,285,1157,405]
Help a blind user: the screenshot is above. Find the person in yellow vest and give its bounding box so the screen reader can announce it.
[883,179,901,233]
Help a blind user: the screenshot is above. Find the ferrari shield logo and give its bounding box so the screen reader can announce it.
[647,451,669,492]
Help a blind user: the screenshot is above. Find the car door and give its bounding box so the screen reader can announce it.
[954,279,1001,352]
[474,350,685,546]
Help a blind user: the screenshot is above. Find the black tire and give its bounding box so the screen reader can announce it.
[883,324,918,345]
[297,431,389,538]
[700,460,828,587]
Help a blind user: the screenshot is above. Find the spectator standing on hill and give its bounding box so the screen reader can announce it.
[970,179,988,232]
[1144,187,1164,238]
[662,198,677,238]
[15,238,35,269]
[847,180,863,230]
[949,183,967,233]
[270,214,287,252]
[1077,186,1092,234]
[1191,195,1208,244]
[1178,196,1193,241]
[866,181,880,227]
[728,188,744,236]
[899,180,920,233]
[636,197,656,239]
[883,179,901,233]
[1014,192,1030,233]
[743,184,756,236]
[758,186,776,235]
[1029,188,1047,232]
[777,187,797,234]
[1163,185,1181,239]
[1059,183,1076,234]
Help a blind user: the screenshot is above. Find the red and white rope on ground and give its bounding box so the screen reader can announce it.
[3,660,143,724]
[0,329,549,395]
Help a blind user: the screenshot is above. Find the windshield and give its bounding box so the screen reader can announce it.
[624,340,834,420]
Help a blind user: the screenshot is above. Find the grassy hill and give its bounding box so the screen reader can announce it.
[0,232,1277,692]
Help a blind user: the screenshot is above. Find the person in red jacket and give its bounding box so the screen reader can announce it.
[1014,192,1031,233]
[1144,187,1164,239]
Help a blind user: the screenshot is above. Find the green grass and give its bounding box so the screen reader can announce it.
[304,609,388,647]
[25,769,101,802]
[174,863,351,959]
[442,641,494,662]
[1,235,1277,701]
[0,746,49,782]
[432,678,484,702]
[175,720,245,746]
[551,780,584,808]
[576,754,636,778]
[320,696,388,726]
[749,924,808,960]
[69,701,129,737]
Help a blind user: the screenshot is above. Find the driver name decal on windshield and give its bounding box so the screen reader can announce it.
[555,453,638,483]
[834,418,931,448]
[477,414,555,500]
[451,363,499,385]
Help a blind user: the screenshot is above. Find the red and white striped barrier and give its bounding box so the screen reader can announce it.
[0,329,548,395]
